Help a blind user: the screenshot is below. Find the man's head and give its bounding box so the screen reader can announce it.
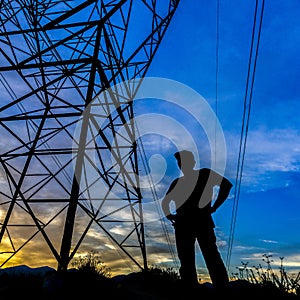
[174,150,196,173]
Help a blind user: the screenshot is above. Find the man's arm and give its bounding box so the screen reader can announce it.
[211,177,233,213]
[161,193,174,219]
[161,180,177,221]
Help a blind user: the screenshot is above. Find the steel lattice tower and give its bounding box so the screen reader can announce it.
[0,0,180,272]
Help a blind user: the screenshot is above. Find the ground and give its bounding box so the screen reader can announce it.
[0,267,299,299]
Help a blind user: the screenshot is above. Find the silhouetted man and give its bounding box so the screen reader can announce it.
[161,150,232,290]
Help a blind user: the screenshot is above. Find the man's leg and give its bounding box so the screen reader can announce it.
[175,224,198,286]
[197,226,229,289]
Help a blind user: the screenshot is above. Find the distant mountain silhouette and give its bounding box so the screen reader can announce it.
[0,264,55,276]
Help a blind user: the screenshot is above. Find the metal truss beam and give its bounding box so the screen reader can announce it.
[0,0,180,272]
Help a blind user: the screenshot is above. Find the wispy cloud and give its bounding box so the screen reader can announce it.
[225,127,300,192]
[260,239,280,244]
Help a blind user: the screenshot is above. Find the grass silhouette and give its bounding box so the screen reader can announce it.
[231,254,300,296]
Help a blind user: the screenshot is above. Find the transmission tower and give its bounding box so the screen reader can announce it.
[0,0,180,272]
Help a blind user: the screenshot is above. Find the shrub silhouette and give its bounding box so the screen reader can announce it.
[71,250,111,279]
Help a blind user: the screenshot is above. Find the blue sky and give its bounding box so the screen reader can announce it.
[135,0,300,278]
[0,0,299,280]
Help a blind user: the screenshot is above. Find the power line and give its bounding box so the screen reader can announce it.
[136,125,179,270]
[226,0,265,271]
[214,0,220,170]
